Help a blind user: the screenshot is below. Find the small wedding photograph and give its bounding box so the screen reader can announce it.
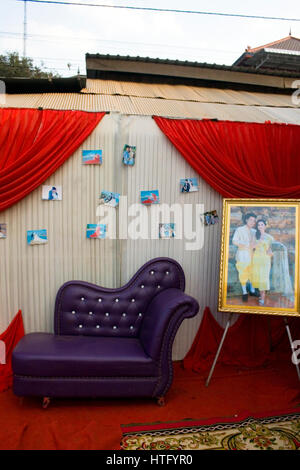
[122,145,136,166]
[42,185,62,201]
[0,223,7,239]
[180,178,199,193]
[27,230,48,245]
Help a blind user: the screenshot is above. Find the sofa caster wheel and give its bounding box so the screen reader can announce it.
[157,396,165,407]
[42,397,51,409]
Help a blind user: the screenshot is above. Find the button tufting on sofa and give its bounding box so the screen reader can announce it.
[12,257,199,404]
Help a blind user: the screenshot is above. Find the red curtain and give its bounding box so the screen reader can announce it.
[0,108,105,212]
[0,311,24,393]
[154,116,300,371]
[183,307,300,373]
[153,116,300,198]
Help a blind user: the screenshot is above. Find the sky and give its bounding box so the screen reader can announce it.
[0,0,300,77]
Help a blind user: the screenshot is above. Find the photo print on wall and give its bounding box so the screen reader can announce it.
[100,191,120,208]
[180,178,199,193]
[42,185,62,201]
[204,210,219,226]
[82,150,103,165]
[27,230,48,245]
[122,145,136,166]
[141,190,160,205]
[86,224,107,239]
[0,223,7,239]
[159,223,176,239]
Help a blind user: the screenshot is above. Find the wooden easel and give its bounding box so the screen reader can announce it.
[205,314,300,387]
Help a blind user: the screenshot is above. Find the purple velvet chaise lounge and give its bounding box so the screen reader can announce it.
[12,257,199,407]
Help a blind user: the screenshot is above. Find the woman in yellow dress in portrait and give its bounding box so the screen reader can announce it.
[252,219,273,306]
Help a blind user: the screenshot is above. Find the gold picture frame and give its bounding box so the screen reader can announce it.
[218,199,300,317]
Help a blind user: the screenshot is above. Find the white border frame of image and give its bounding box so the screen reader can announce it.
[0,80,6,105]
[82,149,103,164]
[42,185,63,201]
[180,178,199,192]
[27,229,48,245]
[100,191,120,207]
[140,190,160,204]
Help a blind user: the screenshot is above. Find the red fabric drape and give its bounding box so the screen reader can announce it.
[184,307,300,373]
[154,116,300,371]
[0,311,24,392]
[0,108,105,212]
[153,116,300,198]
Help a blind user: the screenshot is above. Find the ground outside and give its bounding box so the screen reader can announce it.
[0,360,299,450]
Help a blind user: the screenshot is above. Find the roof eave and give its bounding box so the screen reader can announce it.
[0,75,86,94]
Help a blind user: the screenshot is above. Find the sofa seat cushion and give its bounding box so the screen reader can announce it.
[12,333,158,378]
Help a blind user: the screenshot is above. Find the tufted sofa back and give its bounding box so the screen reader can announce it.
[54,257,185,337]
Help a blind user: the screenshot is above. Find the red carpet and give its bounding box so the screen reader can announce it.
[0,360,299,450]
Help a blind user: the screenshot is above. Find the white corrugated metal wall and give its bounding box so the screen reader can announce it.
[117,115,225,358]
[0,114,119,333]
[0,112,225,359]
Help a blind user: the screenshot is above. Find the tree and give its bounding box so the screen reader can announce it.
[0,52,60,78]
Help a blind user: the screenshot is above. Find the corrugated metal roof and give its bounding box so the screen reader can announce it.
[81,79,295,108]
[2,78,300,123]
[3,92,300,124]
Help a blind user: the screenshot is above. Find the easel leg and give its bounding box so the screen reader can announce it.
[284,318,300,381]
[205,313,233,387]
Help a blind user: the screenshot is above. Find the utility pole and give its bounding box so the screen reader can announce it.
[23,0,28,57]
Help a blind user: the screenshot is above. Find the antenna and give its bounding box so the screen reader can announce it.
[23,0,28,57]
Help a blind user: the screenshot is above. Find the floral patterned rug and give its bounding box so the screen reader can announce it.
[121,410,300,450]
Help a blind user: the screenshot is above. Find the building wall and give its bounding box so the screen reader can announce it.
[0,113,226,359]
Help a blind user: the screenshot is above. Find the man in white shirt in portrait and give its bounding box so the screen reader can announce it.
[232,212,259,302]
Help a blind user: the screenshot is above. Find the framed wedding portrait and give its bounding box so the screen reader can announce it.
[218,199,300,317]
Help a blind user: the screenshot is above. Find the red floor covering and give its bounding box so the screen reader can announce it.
[0,360,299,450]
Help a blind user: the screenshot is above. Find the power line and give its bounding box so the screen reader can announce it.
[15,0,300,22]
[0,31,240,55]
[23,0,27,57]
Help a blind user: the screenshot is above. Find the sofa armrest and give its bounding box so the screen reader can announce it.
[139,288,199,360]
